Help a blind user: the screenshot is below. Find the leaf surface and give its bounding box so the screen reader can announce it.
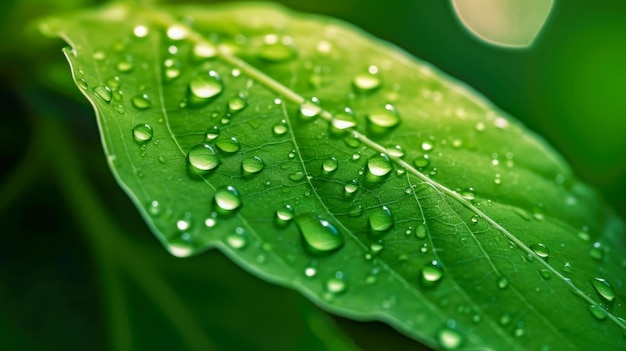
[40,3,626,350]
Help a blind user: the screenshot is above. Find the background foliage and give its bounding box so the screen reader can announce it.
[1,0,625,350]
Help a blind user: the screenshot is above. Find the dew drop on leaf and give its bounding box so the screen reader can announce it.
[589,241,605,261]
[214,185,242,212]
[289,171,305,181]
[193,41,217,60]
[163,58,182,81]
[530,243,550,261]
[275,204,294,226]
[216,137,241,153]
[436,319,463,350]
[367,153,393,177]
[369,206,393,234]
[420,260,444,288]
[132,123,153,144]
[226,228,247,249]
[147,200,160,216]
[227,93,247,113]
[295,214,344,254]
[188,70,223,104]
[242,156,265,175]
[591,277,615,302]
[413,154,430,169]
[343,180,359,197]
[116,57,134,73]
[133,25,148,38]
[330,107,356,133]
[353,65,381,92]
[421,141,434,152]
[322,157,338,173]
[367,104,400,134]
[259,34,297,62]
[540,269,552,279]
[304,266,317,278]
[497,276,509,289]
[272,121,288,136]
[205,125,220,141]
[93,86,112,103]
[588,304,608,321]
[76,78,88,89]
[299,97,321,120]
[166,24,187,40]
[132,93,151,110]
[415,224,427,239]
[325,272,347,294]
[513,321,526,338]
[460,187,476,201]
[385,144,405,158]
[370,242,384,255]
[187,143,220,171]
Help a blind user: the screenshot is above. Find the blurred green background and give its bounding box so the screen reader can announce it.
[1,0,625,350]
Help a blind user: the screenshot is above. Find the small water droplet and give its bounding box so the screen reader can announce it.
[76,78,88,89]
[513,321,525,338]
[295,214,344,254]
[344,180,359,197]
[132,93,151,110]
[591,277,615,302]
[420,260,444,288]
[577,231,590,242]
[147,200,160,216]
[367,153,392,177]
[114,104,125,114]
[530,243,550,261]
[216,137,240,153]
[369,206,393,234]
[589,241,605,260]
[540,269,552,279]
[227,93,247,113]
[259,34,296,62]
[226,228,247,249]
[188,144,220,171]
[272,121,288,136]
[330,107,356,133]
[322,157,338,173]
[385,144,405,158]
[166,25,187,40]
[470,215,479,224]
[275,204,294,226]
[163,58,182,81]
[497,276,509,289]
[299,97,321,120]
[588,304,608,320]
[436,320,463,350]
[188,70,223,105]
[415,224,427,239]
[93,86,112,103]
[133,25,149,38]
[499,313,512,326]
[413,155,430,169]
[116,57,134,73]
[460,188,476,201]
[370,242,384,255]
[214,185,242,212]
[367,104,400,133]
[205,126,220,141]
[325,272,347,294]
[176,218,191,231]
[242,156,264,175]
[304,266,317,278]
[353,65,381,92]
[193,41,217,60]
[289,171,305,181]
[132,123,153,144]
[421,141,434,152]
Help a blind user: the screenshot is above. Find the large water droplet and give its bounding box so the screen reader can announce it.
[214,185,242,212]
[259,34,297,62]
[322,157,338,174]
[369,206,393,234]
[460,188,476,201]
[94,86,112,103]
[415,224,427,239]
[353,65,381,92]
[242,156,264,175]
[591,277,615,302]
[188,143,220,171]
[132,123,153,144]
[299,97,321,120]
[386,144,405,158]
[420,260,444,288]
[188,70,223,105]
[367,104,400,134]
[588,304,608,320]
[530,243,550,261]
[436,320,463,350]
[132,93,151,110]
[295,214,344,254]
[367,153,393,177]
[216,137,240,153]
[227,93,247,113]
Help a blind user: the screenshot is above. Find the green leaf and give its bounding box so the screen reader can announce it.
[451,0,554,48]
[40,2,626,350]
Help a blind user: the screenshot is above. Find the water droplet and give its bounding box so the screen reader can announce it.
[436,320,463,350]
[344,180,359,197]
[275,204,294,226]
[367,104,400,133]
[289,171,305,181]
[460,188,475,201]
[272,121,288,136]
[299,97,321,120]
[325,272,347,294]
[367,153,393,177]
[353,65,381,92]
[588,304,608,320]
[205,126,220,141]
[421,141,434,152]
[147,200,160,216]
[188,70,223,105]
[116,57,134,73]
[93,86,112,103]
[420,260,444,288]
[304,266,317,278]
[413,155,430,169]
[591,277,615,302]
[216,137,240,153]
[578,231,590,242]
[386,144,405,158]
[369,206,393,234]
[370,242,384,255]
[530,243,550,261]
[214,185,242,212]
[133,25,149,38]
[226,228,247,249]
[589,241,605,260]
[163,58,181,81]
[132,93,151,110]
[188,143,220,171]
[76,78,88,89]
[242,156,264,175]
[497,276,509,289]
[415,224,427,239]
[227,93,247,113]
[193,41,217,60]
[295,214,344,254]
[166,25,187,40]
[259,34,296,62]
[132,123,153,144]
[470,215,479,224]
[330,107,356,133]
[513,321,525,338]
[114,104,125,114]
[176,218,191,231]
[499,313,512,326]
[322,157,338,173]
